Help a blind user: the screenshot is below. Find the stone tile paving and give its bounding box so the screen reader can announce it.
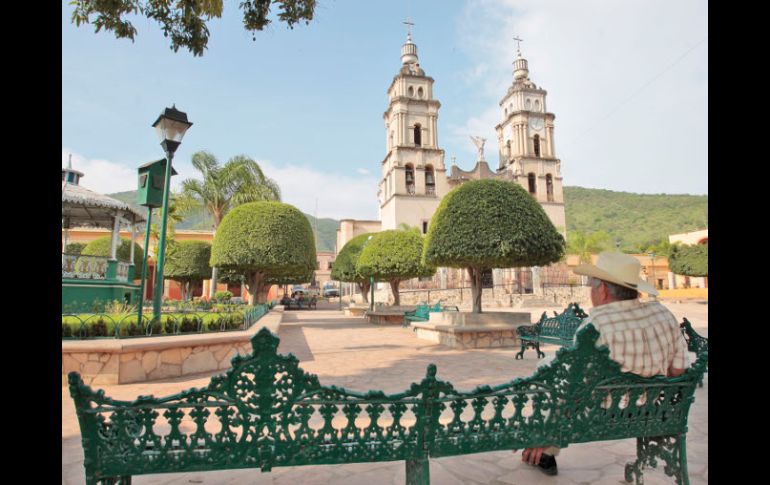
[62,301,707,484]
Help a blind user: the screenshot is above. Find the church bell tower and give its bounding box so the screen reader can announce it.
[378,23,449,233]
[495,39,566,233]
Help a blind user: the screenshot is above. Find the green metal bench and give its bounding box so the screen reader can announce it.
[69,324,707,485]
[515,303,589,359]
[680,318,707,387]
[403,302,457,327]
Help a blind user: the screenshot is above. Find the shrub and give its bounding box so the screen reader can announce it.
[424,179,565,313]
[214,290,233,302]
[331,232,375,302]
[65,242,87,255]
[165,241,213,301]
[211,201,316,304]
[668,243,708,277]
[80,236,145,279]
[357,228,434,306]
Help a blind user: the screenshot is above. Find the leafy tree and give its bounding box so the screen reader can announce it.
[80,236,145,278]
[424,179,565,313]
[566,230,612,263]
[70,0,317,56]
[356,228,434,306]
[210,201,316,305]
[668,243,708,277]
[331,232,374,302]
[164,241,212,301]
[182,151,281,298]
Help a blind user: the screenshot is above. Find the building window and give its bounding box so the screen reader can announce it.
[405,164,415,194]
[422,221,428,234]
[417,87,424,99]
[328,262,334,270]
[425,165,435,195]
[414,124,422,146]
[506,140,511,159]
[408,86,414,97]
[546,174,554,202]
[528,173,537,194]
[533,134,541,157]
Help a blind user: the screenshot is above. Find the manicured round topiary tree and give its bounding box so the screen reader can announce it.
[356,228,434,306]
[164,240,212,301]
[80,236,145,278]
[210,201,316,305]
[668,243,708,277]
[424,179,565,313]
[331,232,375,302]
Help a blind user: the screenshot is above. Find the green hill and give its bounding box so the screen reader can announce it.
[107,186,707,255]
[564,186,708,251]
[106,190,340,252]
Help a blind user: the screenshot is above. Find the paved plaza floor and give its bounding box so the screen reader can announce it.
[62,300,708,484]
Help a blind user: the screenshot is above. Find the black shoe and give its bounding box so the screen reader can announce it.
[537,454,558,476]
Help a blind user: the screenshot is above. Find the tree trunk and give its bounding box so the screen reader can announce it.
[358,280,370,303]
[468,266,482,313]
[390,279,401,306]
[208,226,218,299]
[246,272,265,306]
[182,282,190,302]
[209,266,219,299]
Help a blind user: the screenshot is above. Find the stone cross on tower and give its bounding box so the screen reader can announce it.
[513,35,523,55]
[403,18,415,41]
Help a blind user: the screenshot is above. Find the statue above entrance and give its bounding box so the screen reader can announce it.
[470,135,487,162]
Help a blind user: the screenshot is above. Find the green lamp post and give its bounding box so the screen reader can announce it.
[136,159,178,327]
[150,106,192,321]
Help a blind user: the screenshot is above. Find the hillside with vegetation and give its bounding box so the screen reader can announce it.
[563,187,708,253]
[108,186,707,256]
[107,190,341,252]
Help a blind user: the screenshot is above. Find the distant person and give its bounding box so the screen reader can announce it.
[517,252,690,476]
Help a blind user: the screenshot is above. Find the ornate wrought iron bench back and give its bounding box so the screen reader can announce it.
[69,324,707,485]
[516,302,588,359]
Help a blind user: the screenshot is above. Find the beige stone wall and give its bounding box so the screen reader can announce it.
[336,220,381,255]
[414,327,520,349]
[62,310,283,386]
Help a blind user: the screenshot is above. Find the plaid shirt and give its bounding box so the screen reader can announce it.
[575,299,690,377]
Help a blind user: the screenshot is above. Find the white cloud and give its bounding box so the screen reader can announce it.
[451,0,708,194]
[356,168,371,176]
[259,161,379,220]
[62,148,380,221]
[62,149,137,194]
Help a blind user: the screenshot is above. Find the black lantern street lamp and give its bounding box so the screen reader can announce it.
[151,105,192,321]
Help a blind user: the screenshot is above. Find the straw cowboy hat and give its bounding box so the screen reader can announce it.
[573,252,658,296]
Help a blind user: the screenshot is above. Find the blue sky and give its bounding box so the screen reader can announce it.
[62,0,707,221]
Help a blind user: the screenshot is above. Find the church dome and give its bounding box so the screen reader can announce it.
[401,33,419,65]
[513,55,529,80]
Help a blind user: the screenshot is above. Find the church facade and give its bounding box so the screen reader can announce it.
[336,32,567,276]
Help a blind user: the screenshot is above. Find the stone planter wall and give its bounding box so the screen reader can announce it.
[413,325,521,350]
[62,309,283,386]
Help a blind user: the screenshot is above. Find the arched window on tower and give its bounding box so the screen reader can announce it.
[414,124,422,147]
[405,164,415,195]
[528,173,537,195]
[425,165,435,195]
[546,174,554,202]
[506,140,512,159]
[533,134,541,157]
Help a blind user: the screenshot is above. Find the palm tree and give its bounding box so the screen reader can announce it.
[181,151,281,298]
[567,230,612,264]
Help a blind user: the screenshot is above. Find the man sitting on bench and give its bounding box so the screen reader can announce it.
[517,252,690,476]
